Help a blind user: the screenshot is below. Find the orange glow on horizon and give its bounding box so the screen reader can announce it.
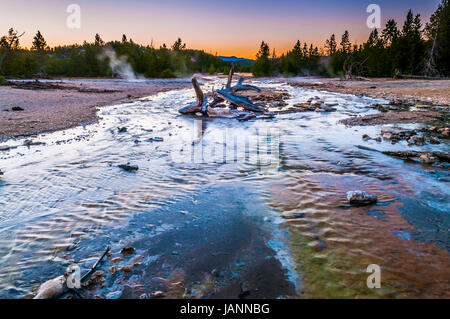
[1,0,439,60]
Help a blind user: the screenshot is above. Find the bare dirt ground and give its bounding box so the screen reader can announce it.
[340,111,444,126]
[286,77,450,106]
[0,78,190,142]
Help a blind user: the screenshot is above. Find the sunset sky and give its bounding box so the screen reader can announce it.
[1,0,441,58]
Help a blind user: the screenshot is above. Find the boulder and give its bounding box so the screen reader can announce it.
[346,190,378,206]
[33,275,66,299]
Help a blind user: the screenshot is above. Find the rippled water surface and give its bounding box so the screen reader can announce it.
[0,77,449,298]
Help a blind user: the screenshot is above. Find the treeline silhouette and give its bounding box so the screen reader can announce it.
[0,34,231,79]
[254,1,449,78]
[1,1,448,80]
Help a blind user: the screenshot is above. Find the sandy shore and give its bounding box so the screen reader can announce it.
[285,77,450,106]
[0,78,191,142]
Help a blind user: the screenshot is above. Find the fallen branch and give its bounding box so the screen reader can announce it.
[216,89,267,113]
[209,86,225,108]
[81,246,111,282]
[230,77,261,93]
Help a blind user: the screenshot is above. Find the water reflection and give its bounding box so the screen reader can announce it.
[0,77,448,298]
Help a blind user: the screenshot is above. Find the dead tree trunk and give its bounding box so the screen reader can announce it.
[178,77,208,114]
[343,54,369,81]
[226,62,234,89]
[424,22,440,77]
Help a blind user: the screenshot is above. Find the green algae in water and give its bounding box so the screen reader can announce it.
[289,230,399,298]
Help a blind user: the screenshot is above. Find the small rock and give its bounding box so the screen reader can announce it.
[120,265,135,274]
[120,246,135,255]
[83,271,104,289]
[0,169,3,175]
[11,106,24,111]
[106,291,123,299]
[429,137,441,145]
[111,257,122,264]
[407,135,425,146]
[148,137,164,142]
[321,105,336,112]
[118,163,139,172]
[118,127,127,133]
[346,190,378,206]
[151,291,165,298]
[381,127,415,142]
[109,266,118,274]
[23,140,46,146]
[419,154,437,164]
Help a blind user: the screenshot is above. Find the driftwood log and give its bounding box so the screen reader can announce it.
[229,77,261,93]
[178,78,208,114]
[215,89,266,112]
[179,64,266,118]
[226,62,235,90]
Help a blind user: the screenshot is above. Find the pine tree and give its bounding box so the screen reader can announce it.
[325,34,337,55]
[172,38,186,51]
[382,19,400,46]
[31,30,48,51]
[94,33,105,46]
[252,41,272,76]
[340,31,351,53]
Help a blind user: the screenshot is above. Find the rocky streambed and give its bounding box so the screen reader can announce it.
[0,76,448,299]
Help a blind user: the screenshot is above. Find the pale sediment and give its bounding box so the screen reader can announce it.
[0,78,191,142]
